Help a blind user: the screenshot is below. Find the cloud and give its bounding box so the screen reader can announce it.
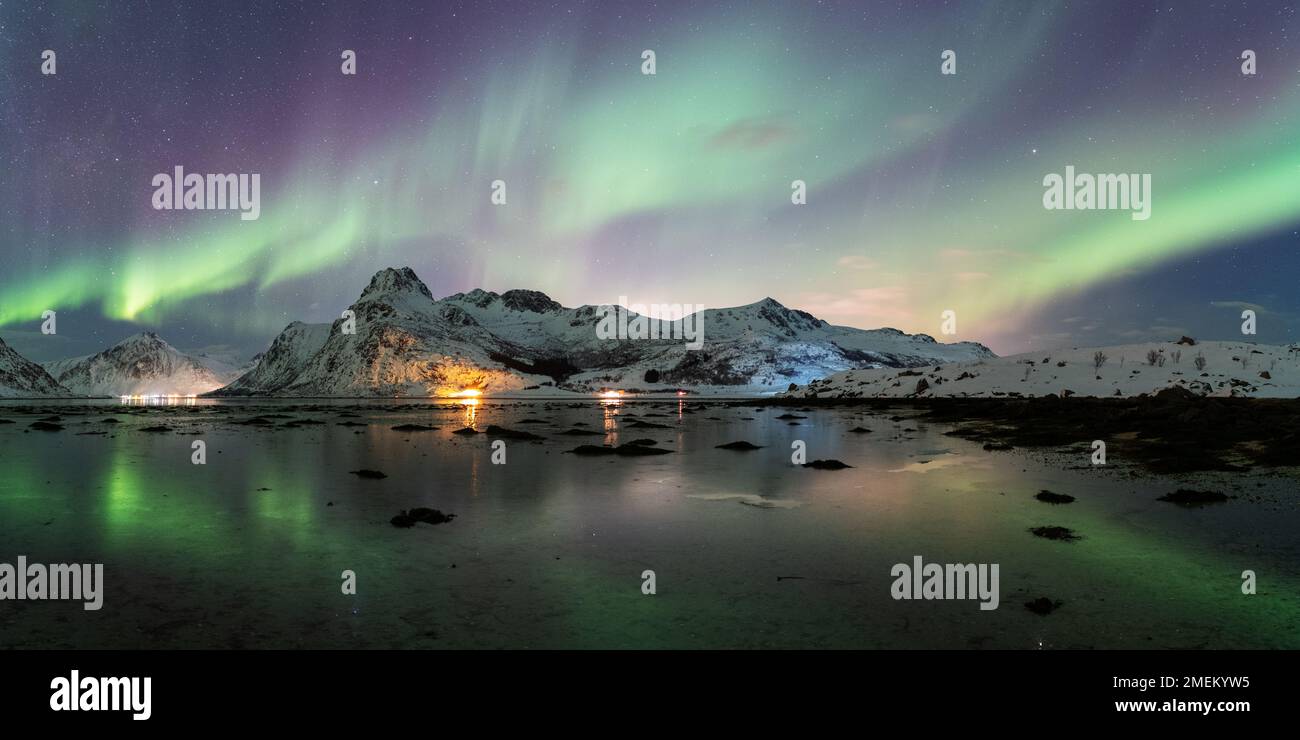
[796,287,913,326]
[939,248,1042,263]
[1210,300,1269,314]
[707,117,795,150]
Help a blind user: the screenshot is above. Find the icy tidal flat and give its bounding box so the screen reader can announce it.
[0,397,1297,649]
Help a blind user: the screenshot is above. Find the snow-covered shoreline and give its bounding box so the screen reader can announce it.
[783,340,1300,400]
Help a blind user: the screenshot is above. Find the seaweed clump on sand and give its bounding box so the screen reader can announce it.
[1035,490,1075,504]
[716,441,763,451]
[1030,525,1080,542]
[1025,597,1062,615]
[484,425,544,441]
[1157,489,1230,506]
[391,508,456,528]
[802,459,852,470]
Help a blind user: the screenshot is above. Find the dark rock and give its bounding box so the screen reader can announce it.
[1030,525,1080,541]
[407,507,456,525]
[715,441,763,451]
[802,459,852,470]
[1035,490,1076,504]
[1025,597,1062,615]
[1157,489,1230,506]
[485,425,543,440]
[565,443,673,457]
[349,469,388,479]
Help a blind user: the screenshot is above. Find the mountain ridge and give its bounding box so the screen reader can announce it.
[0,334,72,398]
[211,266,995,397]
[45,332,249,397]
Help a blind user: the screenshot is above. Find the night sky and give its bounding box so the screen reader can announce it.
[1,0,1298,362]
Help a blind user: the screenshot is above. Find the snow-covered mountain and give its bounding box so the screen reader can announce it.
[185,344,260,381]
[0,334,72,398]
[782,340,1300,399]
[46,332,248,397]
[209,321,330,396]
[215,266,993,397]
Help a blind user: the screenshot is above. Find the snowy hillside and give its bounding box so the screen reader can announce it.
[0,335,72,397]
[209,322,330,396]
[217,266,994,397]
[269,269,553,397]
[783,340,1300,399]
[46,332,241,397]
[440,291,995,393]
[184,344,259,382]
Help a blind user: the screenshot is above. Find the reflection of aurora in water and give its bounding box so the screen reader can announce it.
[0,399,1296,649]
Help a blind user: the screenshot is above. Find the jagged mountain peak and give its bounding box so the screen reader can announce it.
[444,288,561,313]
[115,331,169,347]
[500,289,561,313]
[445,288,499,308]
[360,267,434,301]
[723,297,826,333]
[46,330,240,397]
[0,334,71,397]
[89,332,187,363]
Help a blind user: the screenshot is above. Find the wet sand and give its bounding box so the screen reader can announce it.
[1,398,1297,649]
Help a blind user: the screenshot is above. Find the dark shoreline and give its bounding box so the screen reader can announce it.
[754,390,1300,474]
[7,390,1300,475]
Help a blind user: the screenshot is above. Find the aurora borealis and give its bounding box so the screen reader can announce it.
[2,0,1299,360]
